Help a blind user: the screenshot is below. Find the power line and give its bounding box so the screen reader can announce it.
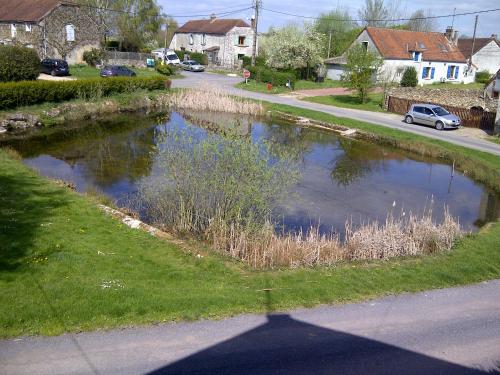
[261,7,500,23]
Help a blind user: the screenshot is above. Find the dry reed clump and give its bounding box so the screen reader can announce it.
[157,85,263,115]
[207,207,462,269]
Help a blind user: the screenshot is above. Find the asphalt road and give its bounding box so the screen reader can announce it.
[173,71,500,156]
[1,280,499,374]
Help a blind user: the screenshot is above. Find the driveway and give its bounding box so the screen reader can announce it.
[1,280,499,374]
[174,72,500,156]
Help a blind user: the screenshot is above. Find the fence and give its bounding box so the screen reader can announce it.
[387,96,497,132]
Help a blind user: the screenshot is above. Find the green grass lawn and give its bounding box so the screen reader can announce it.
[486,136,500,145]
[1,127,500,338]
[236,79,344,94]
[69,65,164,79]
[302,93,385,112]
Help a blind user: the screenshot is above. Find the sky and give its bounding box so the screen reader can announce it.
[158,0,499,38]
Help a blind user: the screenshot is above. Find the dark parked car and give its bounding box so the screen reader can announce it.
[100,65,136,77]
[40,59,69,76]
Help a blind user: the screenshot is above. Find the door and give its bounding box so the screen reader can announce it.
[422,107,435,125]
[412,106,427,125]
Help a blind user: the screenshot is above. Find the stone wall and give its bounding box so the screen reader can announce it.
[384,87,498,112]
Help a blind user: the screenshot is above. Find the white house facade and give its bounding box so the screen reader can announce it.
[458,36,500,75]
[326,27,472,85]
[169,18,255,68]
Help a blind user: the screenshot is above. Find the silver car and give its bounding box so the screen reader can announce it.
[404,104,461,130]
[180,60,205,72]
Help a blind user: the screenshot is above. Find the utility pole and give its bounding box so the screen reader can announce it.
[327,30,332,59]
[251,0,261,66]
[470,15,478,64]
[164,18,168,52]
[451,8,457,29]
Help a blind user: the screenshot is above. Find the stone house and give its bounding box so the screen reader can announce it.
[169,17,255,68]
[325,27,472,85]
[0,0,101,64]
[457,35,500,75]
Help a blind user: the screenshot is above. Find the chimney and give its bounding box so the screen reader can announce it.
[445,26,453,41]
[492,34,498,40]
[210,14,216,22]
[453,30,459,45]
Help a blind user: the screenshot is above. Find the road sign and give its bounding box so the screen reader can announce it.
[243,69,251,79]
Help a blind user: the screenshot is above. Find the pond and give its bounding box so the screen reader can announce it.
[4,111,499,236]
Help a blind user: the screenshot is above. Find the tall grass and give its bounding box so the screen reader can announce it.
[157,85,263,115]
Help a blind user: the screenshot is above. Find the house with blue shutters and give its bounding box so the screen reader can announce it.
[325,27,472,85]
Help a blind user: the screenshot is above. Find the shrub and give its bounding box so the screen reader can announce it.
[82,48,105,67]
[155,64,172,76]
[247,66,296,86]
[400,66,418,87]
[475,70,492,84]
[0,76,169,109]
[174,50,208,65]
[0,45,40,82]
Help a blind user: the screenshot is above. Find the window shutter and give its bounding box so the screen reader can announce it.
[430,67,435,79]
[66,24,75,42]
[454,66,459,79]
[422,68,426,78]
[447,65,452,78]
[233,35,238,45]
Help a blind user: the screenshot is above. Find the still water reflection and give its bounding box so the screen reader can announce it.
[6,111,499,235]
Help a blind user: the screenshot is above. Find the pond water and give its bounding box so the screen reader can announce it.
[4,111,499,235]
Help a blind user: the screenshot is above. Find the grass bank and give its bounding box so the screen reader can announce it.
[1,147,500,338]
[236,79,344,94]
[302,93,384,112]
[265,102,500,191]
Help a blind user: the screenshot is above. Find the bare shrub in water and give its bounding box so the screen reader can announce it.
[139,130,300,237]
[157,85,263,115]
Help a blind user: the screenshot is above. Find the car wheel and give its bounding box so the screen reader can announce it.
[435,121,444,131]
[51,70,56,76]
[405,115,413,124]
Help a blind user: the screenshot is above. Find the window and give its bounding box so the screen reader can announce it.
[421,66,435,79]
[413,106,424,113]
[447,65,459,79]
[423,107,434,116]
[201,33,206,45]
[25,24,32,32]
[10,24,16,38]
[413,51,421,61]
[189,34,194,45]
[238,36,246,46]
[65,24,75,42]
[361,41,368,50]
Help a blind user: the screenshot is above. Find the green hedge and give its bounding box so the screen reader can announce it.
[475,70,492,84]
[247,66,296,86]
[0,76,169,109]
[174,50,208,65]
[0,45,40,82]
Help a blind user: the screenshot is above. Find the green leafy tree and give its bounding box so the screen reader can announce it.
[341,44,383,103]
[314,9,360,57]
[264,24,325,79]
[116,0,161,51]
[0,46,40,82]
[400,66,418,87]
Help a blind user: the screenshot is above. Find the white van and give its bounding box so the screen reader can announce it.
[151,49,180,65]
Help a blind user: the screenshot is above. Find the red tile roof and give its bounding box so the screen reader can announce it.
[365,27,467,63]
[0,0,76,23]
[176,19,250,35]
[457,37,500,58]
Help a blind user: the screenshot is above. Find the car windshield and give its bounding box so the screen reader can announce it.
[167,54,178,60]
[432,107,449,116]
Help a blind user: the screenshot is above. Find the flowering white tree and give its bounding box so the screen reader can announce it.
[264,24,325,78]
